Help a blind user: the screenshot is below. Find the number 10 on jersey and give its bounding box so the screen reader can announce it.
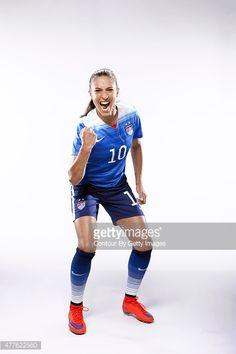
[108,145,127,163]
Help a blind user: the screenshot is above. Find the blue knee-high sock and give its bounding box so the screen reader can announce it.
[125,248,152,297]
[70,247,95,304]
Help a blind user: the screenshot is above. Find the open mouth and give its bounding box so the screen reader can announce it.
[100,101,110,112]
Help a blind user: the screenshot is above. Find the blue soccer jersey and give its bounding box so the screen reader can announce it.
[71,101,143,187]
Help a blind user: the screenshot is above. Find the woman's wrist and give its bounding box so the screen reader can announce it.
[80,144,93,154]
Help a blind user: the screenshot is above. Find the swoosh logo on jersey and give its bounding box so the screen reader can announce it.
[96,137,105,142]
[72,271,86,276]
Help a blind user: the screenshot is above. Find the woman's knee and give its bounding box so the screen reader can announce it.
[74,217,96,253]
[133,244,153,252]
[78,239,96,253]
[133,237,153,252]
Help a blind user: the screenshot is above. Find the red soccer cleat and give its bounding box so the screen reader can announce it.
[68,303,87,335]
[122,295,154,323]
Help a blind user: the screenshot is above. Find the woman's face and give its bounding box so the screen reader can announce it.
[90,75,119,119]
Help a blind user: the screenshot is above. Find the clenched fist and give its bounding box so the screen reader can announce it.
[80,127,97,152]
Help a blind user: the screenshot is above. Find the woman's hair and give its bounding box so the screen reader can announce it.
[80,68,119,118]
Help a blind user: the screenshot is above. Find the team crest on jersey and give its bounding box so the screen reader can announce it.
[125,123,133,135]
[77,199,86,210]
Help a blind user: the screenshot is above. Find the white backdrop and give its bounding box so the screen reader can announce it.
[0,0,236,353]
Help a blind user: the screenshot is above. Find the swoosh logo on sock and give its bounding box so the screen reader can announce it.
[138,268,147,271]
[72,271,86,276]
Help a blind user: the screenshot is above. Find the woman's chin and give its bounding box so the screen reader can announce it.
[97,108,112,119]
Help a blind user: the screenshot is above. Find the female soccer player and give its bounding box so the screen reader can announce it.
[68,68,154,334]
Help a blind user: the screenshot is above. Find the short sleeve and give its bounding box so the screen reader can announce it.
[133,112,143,139]
[71,122,84,156]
